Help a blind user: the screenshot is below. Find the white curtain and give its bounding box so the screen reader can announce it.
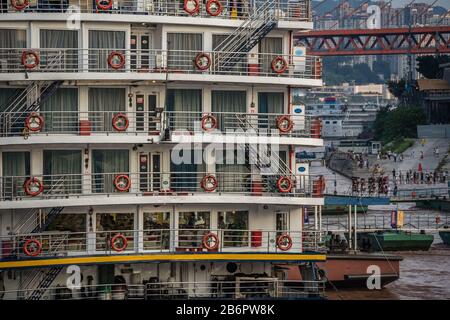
[167,33,202,71]
[89,30,125,70]
[89,88,126,132]
[92,149,129,193]
[40,88,78,132]
[43,150,82,194]
[0,29,26,48]
[259,37,283,74]
[211,90,246,130]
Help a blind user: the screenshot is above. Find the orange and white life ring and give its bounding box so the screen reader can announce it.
[21,50,40,69]
[112,113,129,131]
[206,0,223,16]
[277,176,293,193]
[25,112,44,132]
[194,52,211,71]
[96,0,113,11]
[276,115,293,133]
[201,174,217,192]
[23,239,42,257]
[271,56,288,74]
[108,51,125,69]
[276,234,293,251]
[201,114,217,131]
[184,0,199,14]
[111,234,128,252]
[24,177,44,197]
[10,0,29,10]
[202,232,219,250]
[114,174,131,192]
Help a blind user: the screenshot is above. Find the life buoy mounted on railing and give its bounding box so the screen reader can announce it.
[277,176,293,193]
[21,50,40,69]
[23,239,42,257]
[194,52,211,71]
[10,0,29,10]
[112,113,129,131]
[206,0,223,16]
[276,234,293,251]
[23,177,44,197]
[276,115,293,133]
[107,51,125,69]
[202,232,219,250]
[184,0,200,15]
[201,114,217,131]
[201,174,218,192]
[111,234,128,252]
[25,112,44,132]
[96,0,113,11]
[271,56,288,74]
[114,174,131,192]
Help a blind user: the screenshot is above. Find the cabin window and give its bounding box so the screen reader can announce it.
[259,37,283,74]
[46,213,87,251]
[178,211,210,249]
[0,29,26,48]
[170,148,205,192]
[166,88,202,131]
[40,29,78,70]
[88,87,126,131]
[40,88,78,132]
[211,90,246,130]
[215,151,249,193]
[218,211,249,247]
[88,30,125,70]
[96,212,135,251]
[1,151,30,199]
[143,212,171,250]
[167,33,202,71]
[43,150,82,194]
[92,149,129,193]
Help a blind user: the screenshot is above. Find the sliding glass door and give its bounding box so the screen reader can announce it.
[88,30,125,71]
[40,29,78,71]
[2,151,30,199]
[211,90,246,131]
[88,88,126,132]
[166,89,202,131]
[40,88,78,133]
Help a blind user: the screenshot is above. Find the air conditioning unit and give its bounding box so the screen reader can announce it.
[155,54,164,69]
[295,162,309,192]
[160,173,170,191]
[292,104,305,131]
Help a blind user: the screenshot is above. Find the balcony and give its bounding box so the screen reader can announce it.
[0,0,312,24]
[0,278,325,300]
[0,172,325,208]
[0,110,323,146]
[0,48,322,86]
[0,228,325,262]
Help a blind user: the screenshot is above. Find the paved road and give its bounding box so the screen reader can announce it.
[379,138,449,172]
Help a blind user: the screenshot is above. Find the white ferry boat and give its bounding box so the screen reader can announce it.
[0,0,326,300]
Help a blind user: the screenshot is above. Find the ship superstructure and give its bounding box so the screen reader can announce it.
[0,0,325,300]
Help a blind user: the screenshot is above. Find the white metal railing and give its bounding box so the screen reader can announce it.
[0,228,326,261]
[0,172,323,201]
[0,48,322,80]
[165,111,317,138]
[0,279,325,300]
[0,0,312,21]
[0,110,322,138]
[0,110,161,136]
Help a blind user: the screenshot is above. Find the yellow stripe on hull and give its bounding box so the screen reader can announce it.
[0,253,326,269]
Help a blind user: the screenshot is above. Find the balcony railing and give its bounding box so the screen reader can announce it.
[0,228,326,261]
[0,110,161,137]
[0,48,322,80]
[0,110,322,139]
[0,0,312,22]
[0,279,325,300]
[0,172,322,201]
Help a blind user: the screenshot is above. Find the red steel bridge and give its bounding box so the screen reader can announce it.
[296,25,450,56]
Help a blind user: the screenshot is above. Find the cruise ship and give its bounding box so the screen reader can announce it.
[0,0,326,300]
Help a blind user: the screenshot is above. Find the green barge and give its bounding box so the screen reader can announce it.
[349,230,434,252]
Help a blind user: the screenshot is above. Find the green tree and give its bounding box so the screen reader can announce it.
[416,55,450,79]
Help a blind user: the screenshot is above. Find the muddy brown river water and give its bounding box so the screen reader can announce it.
[326,241,450,300]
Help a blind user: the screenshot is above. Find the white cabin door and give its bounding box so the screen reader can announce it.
[139,152,162,193]
[130,31,153,70]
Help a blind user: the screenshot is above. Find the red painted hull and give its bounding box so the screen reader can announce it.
[280,253,402,288]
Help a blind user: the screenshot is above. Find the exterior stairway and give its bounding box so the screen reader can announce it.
[20,266,64,300]
[235,114,293,192]
[213,0,277,71]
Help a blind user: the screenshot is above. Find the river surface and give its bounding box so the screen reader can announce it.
[325,209,450,300]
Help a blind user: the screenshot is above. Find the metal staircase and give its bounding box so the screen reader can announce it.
[213,0,277,71]
[20,266,64,300]
[235,114,293,192]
